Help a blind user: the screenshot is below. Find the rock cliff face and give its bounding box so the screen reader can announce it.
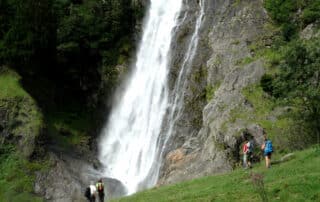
[159,0,268,184]
[0,68,44,159]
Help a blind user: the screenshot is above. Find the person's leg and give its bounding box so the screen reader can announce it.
[101,193,105,202]
[265,155,268,168]
[248,152,252,168]
[267,153,272,168]
[243,154,247,168]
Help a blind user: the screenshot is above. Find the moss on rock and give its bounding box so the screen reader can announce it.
[0,67,44,158]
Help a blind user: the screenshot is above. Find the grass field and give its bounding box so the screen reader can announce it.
[112,147,320,202]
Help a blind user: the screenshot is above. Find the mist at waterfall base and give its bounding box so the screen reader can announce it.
[97,0,205,196]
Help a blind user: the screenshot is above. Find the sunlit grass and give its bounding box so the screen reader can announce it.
[112,147,320,202]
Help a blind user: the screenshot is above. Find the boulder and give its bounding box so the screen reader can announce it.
[34,152,127,201]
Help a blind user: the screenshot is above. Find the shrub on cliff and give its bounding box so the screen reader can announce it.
[264,0,320,40]
[261,37,320,145]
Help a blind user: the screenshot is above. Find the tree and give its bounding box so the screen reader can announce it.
[0,0,56,73]
[272,38,320,142]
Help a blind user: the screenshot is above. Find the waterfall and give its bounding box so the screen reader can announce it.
[98,0,183,194]
[98,0,205,195]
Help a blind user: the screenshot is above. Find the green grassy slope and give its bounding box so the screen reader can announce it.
[113,147,320,202]
[0,148,46,202]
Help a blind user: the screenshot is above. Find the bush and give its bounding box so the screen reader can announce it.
[264,0,320,40]
[268,38,320,144]
[282,23,298,41]
[0,145,43,201]
[302,1,320,25]
[260,74,274,95]
[264,0,296,23]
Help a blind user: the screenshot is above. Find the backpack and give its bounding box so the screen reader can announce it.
[243,143,248,153]
[84,187,90,199]
[248,140,254,153]
[265,140,273,153]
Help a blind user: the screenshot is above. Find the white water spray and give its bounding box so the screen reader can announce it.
[98,0,183,194]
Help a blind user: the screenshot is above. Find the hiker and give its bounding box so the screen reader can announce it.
[96,179,105,202]
[242,140,249,168]
[261,132,273,168]
[247,139,254,168]
[84,186,91,201]
[89,181,97,202]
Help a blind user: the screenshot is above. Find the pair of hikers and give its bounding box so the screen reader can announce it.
[242,131,274,169]
[242,139,253,169]
[85,179,105,202]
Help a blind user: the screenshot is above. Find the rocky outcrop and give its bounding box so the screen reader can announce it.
[300,23,320,40]
[159,0,269,184]
[0,68,44,158]
[34,151,127,202]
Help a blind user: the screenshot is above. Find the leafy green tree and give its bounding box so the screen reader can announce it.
[272,38,320,142]
[264,0,320,40]
[0,0,56,72]
[0,0,140,111]
[302,1,320,25]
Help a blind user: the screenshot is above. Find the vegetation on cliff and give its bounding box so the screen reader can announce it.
[259,0,320,148]
[0,0,140,112]
[230,0,320,152]
[0,68,45,201]
[0,0,145,151]
[0,144,48,202]
[264,0,320,40]
[0,0,144,200]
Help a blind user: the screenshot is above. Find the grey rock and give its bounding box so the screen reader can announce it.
[0,95,43,158]
[300,24,320,40]
[280,153,295,162]
[34,152,127,202]
[159,0,268,185]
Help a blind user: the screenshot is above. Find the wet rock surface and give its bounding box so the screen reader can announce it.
[159,0,268,185]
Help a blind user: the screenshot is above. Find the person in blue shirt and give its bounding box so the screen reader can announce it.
[261,131,273,168]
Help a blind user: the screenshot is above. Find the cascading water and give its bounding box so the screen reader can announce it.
[99,0,206,195]
[98,0,183,194]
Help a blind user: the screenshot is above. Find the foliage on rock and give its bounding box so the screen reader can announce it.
[0,68,44,157]
[0,68,46,201]
[264,0,320,40]
[261,37,320,146]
